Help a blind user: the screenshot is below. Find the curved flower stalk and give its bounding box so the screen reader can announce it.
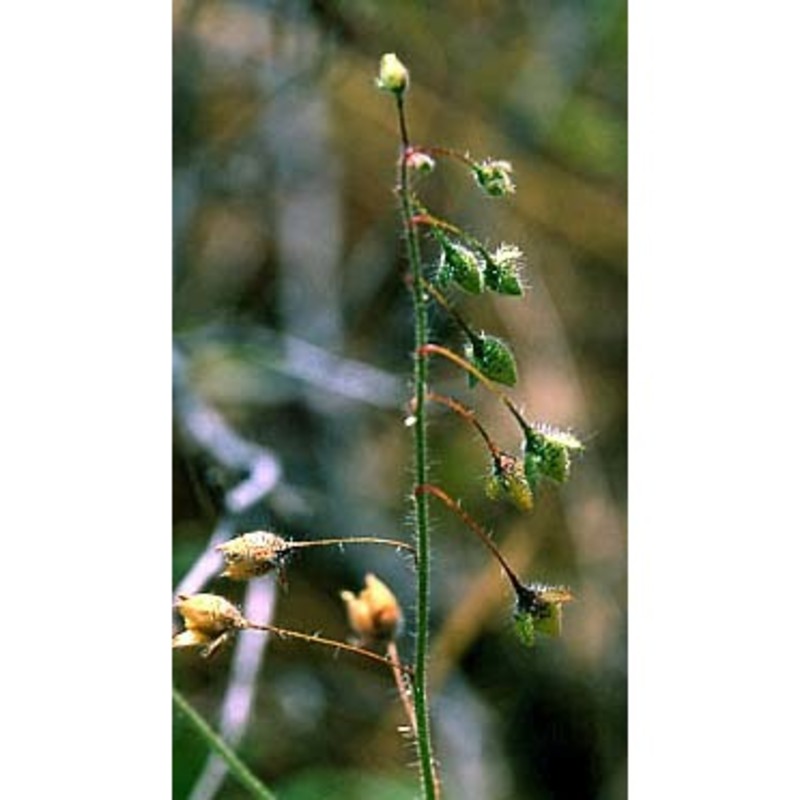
[216,530,416,584]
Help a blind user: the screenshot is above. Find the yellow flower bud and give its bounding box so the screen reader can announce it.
[340,573,403,643]
[376,53,409,94]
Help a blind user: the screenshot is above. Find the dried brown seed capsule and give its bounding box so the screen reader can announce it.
[340,573,403,644]
[216,530,290,581]
[173,593,248,657]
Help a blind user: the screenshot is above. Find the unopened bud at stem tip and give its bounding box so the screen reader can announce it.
[377,53,409,94]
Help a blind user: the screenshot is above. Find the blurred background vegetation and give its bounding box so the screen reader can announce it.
[173,1,626,798]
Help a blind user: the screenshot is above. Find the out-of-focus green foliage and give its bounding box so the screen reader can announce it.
[276,769,417,800]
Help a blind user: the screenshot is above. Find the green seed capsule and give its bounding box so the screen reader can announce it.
[523,426,583,487]
[513,611,537,647]
[438,239,484,294]
[485,452,534,512]
[485,245,524,296]
[466,333,518,386]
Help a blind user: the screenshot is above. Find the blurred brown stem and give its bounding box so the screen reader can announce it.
[387,640,418,738]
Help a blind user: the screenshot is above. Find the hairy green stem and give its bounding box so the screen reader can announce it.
[173,687,276,800]
[396,93,440,800]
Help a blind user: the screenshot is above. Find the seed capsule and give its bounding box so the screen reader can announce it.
[465,333,518,387]
[513,583,574,647]
[216,530,290,581]
[173,593,248,657]
[485,452,534,512]
[473,158,515,197]
[340,573,403,644]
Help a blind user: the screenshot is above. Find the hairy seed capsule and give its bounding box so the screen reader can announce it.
[513,583,574,646]
[216,530,290,581]
[485,244,525,296]
[466,333,518,387]
[438,238,485,294]
[473,158,515,197]
[485,452,534,512]
[173,593,248,657]
[523,426,584,490]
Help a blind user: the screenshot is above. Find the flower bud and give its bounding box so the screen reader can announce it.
[340,573,403,643]
[473,158,515,197]
[216,530,290,581]
[376,53,409,94]
[405,149,436,174]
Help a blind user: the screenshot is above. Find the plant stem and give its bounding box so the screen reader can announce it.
[416,483,527,597]
[288,536,417,561]
[419,342,531,434]
[246,621,414,675]
[395,92,440,800]
[409,144,477,170]
[387,640,418,738]
[411,208,495,265]
[421,277,476,343]
[172,686,276,800]
[425,391,501,460]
